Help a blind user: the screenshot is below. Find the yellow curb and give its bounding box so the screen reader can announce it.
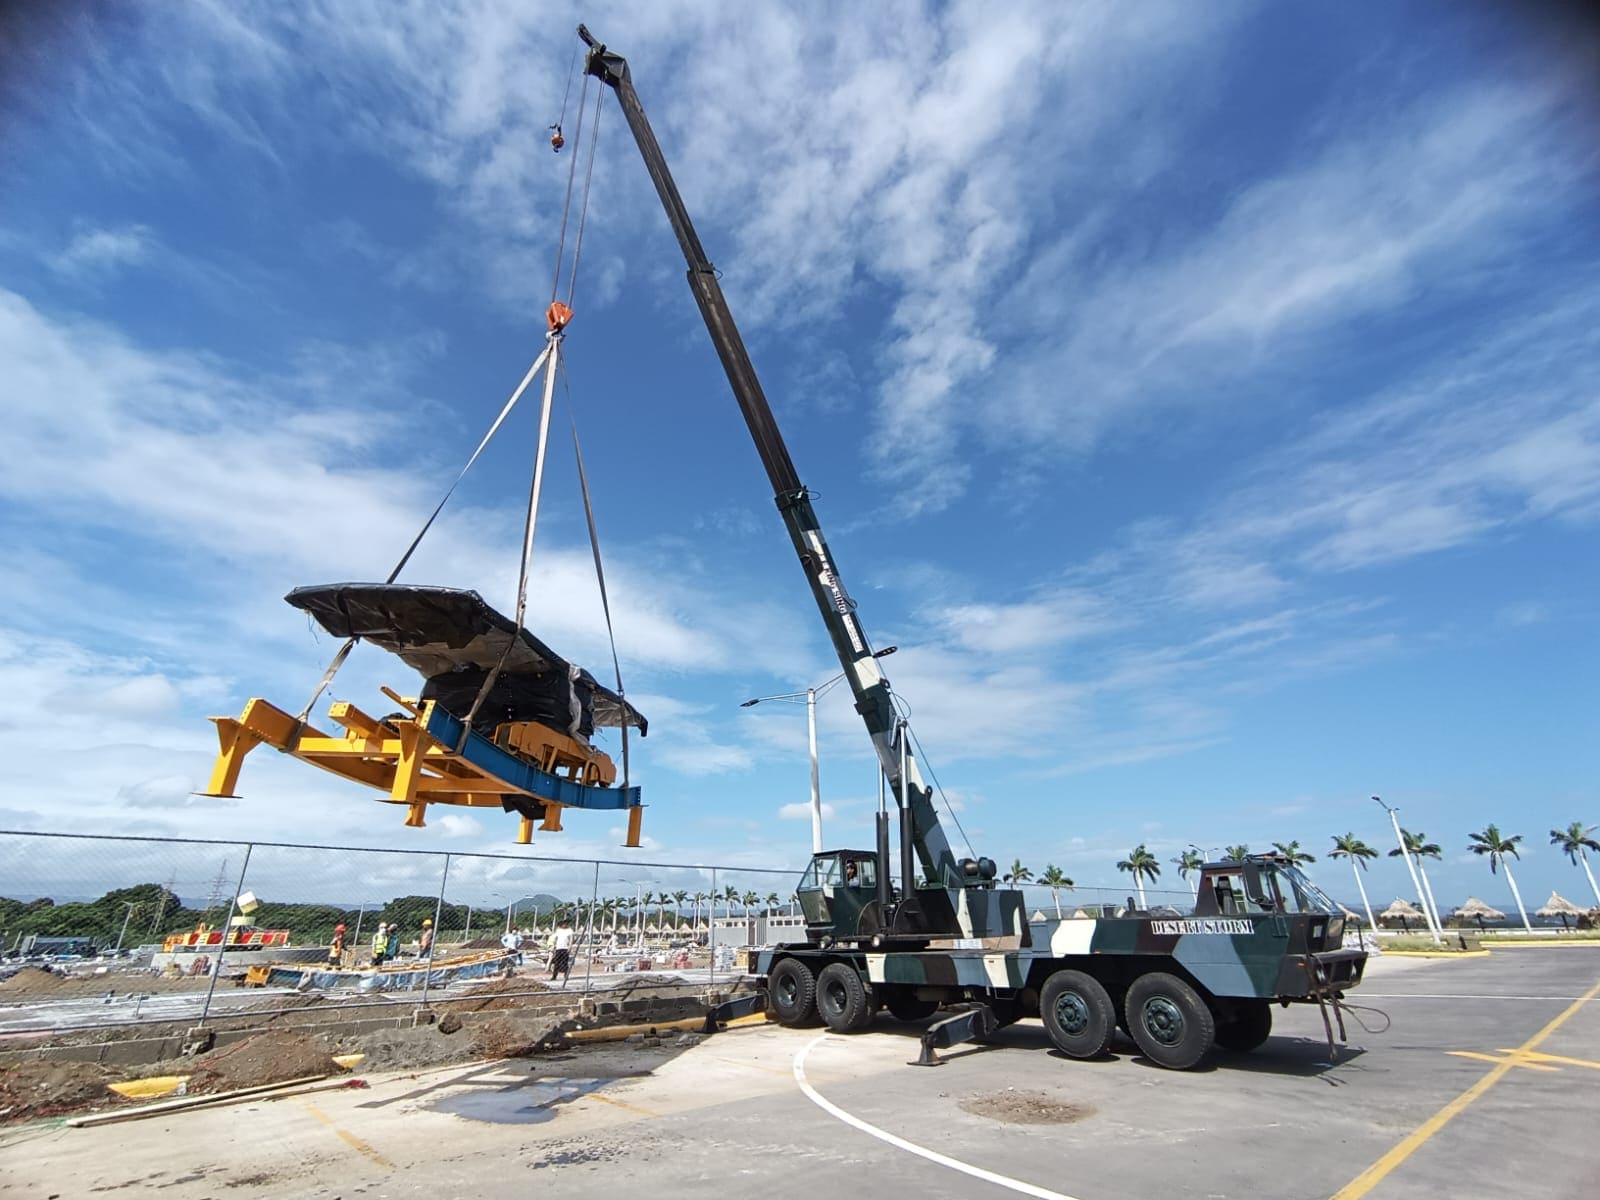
[1477,940,1600,948]
[1382,949,1493,958]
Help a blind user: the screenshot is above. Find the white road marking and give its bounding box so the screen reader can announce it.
[1358,993,1586,1001]
[792,1035,1085,1200]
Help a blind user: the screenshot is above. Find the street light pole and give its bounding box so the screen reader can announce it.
[741,647,895,857]
[805,687,821,853]
[1374,795,1442,945]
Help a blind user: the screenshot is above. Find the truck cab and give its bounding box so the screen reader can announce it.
[1195,853,1351,955]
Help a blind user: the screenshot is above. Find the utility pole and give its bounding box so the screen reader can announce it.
[113,901,139,955]
[149,873,176,935]
[202,860,230,924]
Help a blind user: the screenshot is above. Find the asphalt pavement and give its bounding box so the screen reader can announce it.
[3,946,1596,1200]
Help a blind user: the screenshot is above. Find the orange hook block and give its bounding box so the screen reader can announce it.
[546,301,574,332]
[550,125,565,152]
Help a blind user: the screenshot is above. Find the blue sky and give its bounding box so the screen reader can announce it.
[2,1,1598,913]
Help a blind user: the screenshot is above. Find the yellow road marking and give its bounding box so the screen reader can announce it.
[299,1101,394,1169]
[1446,1051,1559,1072]
[584,1092,661,1118]
[1332,977,1600,1199]
[1505,1049,1600,1071]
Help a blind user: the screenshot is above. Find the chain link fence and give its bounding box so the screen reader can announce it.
[0,830,803,1035]
[0,830,1217,1037]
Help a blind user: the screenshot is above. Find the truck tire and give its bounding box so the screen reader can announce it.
[1216,999,1272,1052]
[1040,970,1115,1059]
[1125,972,1215,1070]
[768,958,818,1027]
[816,962,874,1032]
[883,988,939,1022]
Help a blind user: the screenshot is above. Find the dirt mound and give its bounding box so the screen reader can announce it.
[0,1060,127,1122]
[191,1032,339,1093]
[468,1015,559,1058]
[0,967,72,996]
[453,975,557,1012]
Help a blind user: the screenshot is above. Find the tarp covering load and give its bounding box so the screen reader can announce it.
[286,584,647,739]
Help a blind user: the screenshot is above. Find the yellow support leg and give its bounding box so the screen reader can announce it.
[200,717,262,798]
[625,805,643,848]
[405,801,428,828]
[517,816,534,845]
[540,803,565,833]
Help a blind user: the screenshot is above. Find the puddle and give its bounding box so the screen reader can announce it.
[430,1077,614,1124]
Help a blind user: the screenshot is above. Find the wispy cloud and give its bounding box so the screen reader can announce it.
[49,224,154,278]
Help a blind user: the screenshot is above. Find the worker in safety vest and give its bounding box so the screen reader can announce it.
[371,922,389,968]
[328,923,347,969]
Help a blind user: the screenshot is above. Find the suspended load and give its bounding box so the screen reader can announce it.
[200,585,646,845]
[201,50,636,845]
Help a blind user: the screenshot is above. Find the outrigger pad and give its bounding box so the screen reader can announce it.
[286,583,647,736]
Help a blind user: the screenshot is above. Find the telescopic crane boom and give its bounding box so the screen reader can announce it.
[580,25,1018,940]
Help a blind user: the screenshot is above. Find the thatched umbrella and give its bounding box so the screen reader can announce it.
[1453,896,1506,931]
[1380,898,1424,932]
[1536,891,1584,930]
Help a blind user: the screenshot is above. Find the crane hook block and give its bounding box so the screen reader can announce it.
[546,301,574,332]
[550,125,565,152]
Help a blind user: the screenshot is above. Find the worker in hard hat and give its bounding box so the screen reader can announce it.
[419,917,435,959]
[371,922,389,969]
[328,923,347,970]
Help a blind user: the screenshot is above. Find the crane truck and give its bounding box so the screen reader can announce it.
[580,25,1367,1070]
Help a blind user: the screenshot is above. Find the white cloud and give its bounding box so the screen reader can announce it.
[49,225,154,277]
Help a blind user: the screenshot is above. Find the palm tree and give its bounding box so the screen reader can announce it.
[1272,840,1316,866]
[1467,824,1532,932]
[1116,844,1160,909]
[1171,849,1204,898]
[673,890,689,929]
[1039,865,1074,918]
[1389,830,1444,935]
[1549,822,1600,908]
[1328,833,1379,934]
[742,890,760,917]
[1223,844,1251,862]
[722,885,739,921]
[691,892,706,933]
[1003,859,1033,886]
[765,891,780,916]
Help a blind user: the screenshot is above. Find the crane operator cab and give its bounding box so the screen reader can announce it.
[796,850,890,944]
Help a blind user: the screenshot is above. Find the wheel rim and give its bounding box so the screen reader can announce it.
[823,980,845,1014]
[1053,990,1090,1037]
[776,975,798,1007]
[1141,995,1184,1046]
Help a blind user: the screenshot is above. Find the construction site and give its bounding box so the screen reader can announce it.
[4,9,1599,1200]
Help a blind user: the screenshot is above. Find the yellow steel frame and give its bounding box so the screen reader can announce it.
[200,692,637,846]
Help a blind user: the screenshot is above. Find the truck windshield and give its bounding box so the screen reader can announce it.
[1276,865,1339,914]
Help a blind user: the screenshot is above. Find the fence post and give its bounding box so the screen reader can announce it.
[198,843,253,1028]
[709,867,718,990]
[421,853,450,1007]
[581,860,600,992]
